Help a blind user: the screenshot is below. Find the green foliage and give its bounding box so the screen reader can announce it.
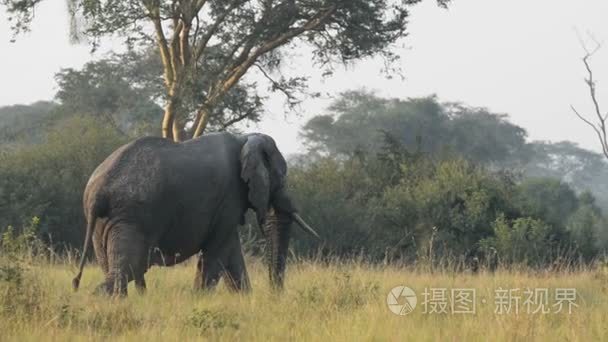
[3,0,451,138]
[1,91,606,268]
[186,309,240,334]
[524,141,608,209]
[52,0,447,65]
[294,271,380,313]
[566,204,607,261]
[55,53,163,137]
[289,157,378,256]
[0,217,45,258]
[479,215,553,267]
[329,272,380,311]
[379,159,515,260]
[302,91,608,215]
[0,223,46,318]
[0,264,45,318]
[0,101,58,146]
[514,178,579,230]
[301,91,529,166]
[0,116,127,247]
[53,48,267,135]
[290,138,606,266]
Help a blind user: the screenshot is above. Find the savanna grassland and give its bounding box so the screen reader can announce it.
[1,257,607,342]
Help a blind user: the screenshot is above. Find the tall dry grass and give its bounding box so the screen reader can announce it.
[0,255,607,341]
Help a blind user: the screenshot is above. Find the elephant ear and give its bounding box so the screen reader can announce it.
[240,134,287,225]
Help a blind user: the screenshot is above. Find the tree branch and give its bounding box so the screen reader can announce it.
[571,105,608,158]
[190,5,337,137]
[571,35,608,159]
[145,2,175,90]
[193,0,242,61]
[220,109,257,131]
[221,6,336,98]
[254,63,300,106]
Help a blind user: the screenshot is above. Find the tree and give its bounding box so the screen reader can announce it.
[480,215,554,267]
[55,52,164,136]
[0,116,127,247]
[523,141,608,209]
[0,101,58,147]
[3,0,450,141]
[514,178,579,232]
[570,34,608,159]
[301,91,529,166]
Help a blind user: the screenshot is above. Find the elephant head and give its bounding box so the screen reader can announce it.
[240,133,318,289]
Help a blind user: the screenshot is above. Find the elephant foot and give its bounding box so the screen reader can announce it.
[92,279,146,297]
[135,277,147,294]
[93,279,128,297]
[224,274,251,293]
[193,255,221,292]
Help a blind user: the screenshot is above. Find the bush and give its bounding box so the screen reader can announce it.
[479,215,554,267]
[288,147,605,266]
[288,157,377,257]
[0,116,127,248]
[186,309,240,334]
[378,159,515,262]
[566,204,606,262]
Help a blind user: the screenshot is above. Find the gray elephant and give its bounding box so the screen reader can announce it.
[72,132,318,296]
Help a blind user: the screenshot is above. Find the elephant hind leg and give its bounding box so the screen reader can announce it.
[101,224,149,296]
[93,219,109,276]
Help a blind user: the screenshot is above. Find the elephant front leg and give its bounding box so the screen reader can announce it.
[224,237,251,292]
[134,276,146,294]
[193,253,222,291]
[193,231,251,292]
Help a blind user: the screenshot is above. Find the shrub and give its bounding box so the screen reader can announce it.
[0,259,45,319]
[186,309,240,334]
[0,217,45,259]
[0,116,127,248]
[479,215,554,267]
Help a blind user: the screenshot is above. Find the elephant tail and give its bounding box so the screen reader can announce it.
[72,195,108,292]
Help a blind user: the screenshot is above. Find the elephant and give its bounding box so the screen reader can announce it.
[71,132,318,296]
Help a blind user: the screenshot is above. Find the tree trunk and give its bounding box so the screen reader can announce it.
[192,104,212,138]
[162,97,177,141]
[172,115,185,142]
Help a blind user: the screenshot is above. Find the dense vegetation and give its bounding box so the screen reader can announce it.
[0,56,607,267]
[290,92,608,266]
[1,79,608,268]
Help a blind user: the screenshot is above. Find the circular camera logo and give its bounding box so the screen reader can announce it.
[387,286,417,315]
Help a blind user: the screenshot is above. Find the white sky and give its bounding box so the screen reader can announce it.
[1,0,607,155]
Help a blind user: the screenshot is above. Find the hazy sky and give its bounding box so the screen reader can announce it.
[1,0,607,155]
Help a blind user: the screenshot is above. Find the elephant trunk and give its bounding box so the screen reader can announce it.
[263,207,292,290]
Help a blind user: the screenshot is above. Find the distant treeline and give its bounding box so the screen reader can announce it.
[290,91,608,266]
[1,79,607,267]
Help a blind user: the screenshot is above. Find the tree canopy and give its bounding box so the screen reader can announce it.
[301,91,530,166]
[301,91,608,210]
[3,0,451,141]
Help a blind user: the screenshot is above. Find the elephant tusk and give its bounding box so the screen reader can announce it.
[292,213,321,239]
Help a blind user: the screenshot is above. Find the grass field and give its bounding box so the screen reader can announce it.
[1,258,607,341]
